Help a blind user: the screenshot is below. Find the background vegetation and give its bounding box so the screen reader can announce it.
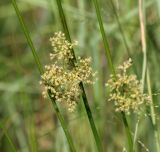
[0,0,160,151]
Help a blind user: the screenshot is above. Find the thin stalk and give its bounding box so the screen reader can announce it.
[55,0,103,151]
[133,119,139,152]
[138,0,147,92]
[146,70,160,151]
[11,0,43,75]
[92,0,116,76]
[138,0,160,151]
[11,0,76,151]
[110,0,138,75]
[121,112,134,152]
[109,0,131,57]
[0,123,17,152]
[92,0,134,151]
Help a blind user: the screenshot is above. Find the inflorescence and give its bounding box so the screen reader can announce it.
[40,32,96,112]
[106,59,151,114]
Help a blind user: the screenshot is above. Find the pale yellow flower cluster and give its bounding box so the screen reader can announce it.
[49,32,77,62]
[40,32,96,112]
[106,59,151,114]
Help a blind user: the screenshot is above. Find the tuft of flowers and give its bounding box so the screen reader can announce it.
[106,59,151,114]
[40,32,96,112]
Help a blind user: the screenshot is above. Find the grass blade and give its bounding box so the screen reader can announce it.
[55,0,103,151]
[92,0,134,151]
[138,0,160,151]
[0,122,17,152]
[11,0,76,151]
[146,70,160,151]
[109,0,138,75]
[11,0,43,75]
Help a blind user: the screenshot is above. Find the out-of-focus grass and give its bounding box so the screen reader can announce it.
[0,0,160,151]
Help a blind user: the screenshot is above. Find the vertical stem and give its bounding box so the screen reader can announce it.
[138,0,160,151]
[92,0,134,151]
[55,0,103,151]
[110,0,138,75]
[92,0,116,76]
[11,0,43,75]
[146,70,160,151]
[110,0,131,57]
[11,0,76,151]
[138,0,147,92]
[121,112,134,152]
[48,91,76,152]
[0,123,17,152]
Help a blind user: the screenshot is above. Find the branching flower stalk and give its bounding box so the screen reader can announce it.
[138,0,160,151]
[55,0,103,151]
[11,0,76,151]
[92,0,134,151]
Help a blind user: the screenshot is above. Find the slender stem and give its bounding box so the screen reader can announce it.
[121,112,134,152]
[110,0,130,57]
[0,123,17,152]
[48,91,76,152]
[11,0,76,151]
[110,0,138,76]
[92,0,134,151]
[146,70,160,151]
[138,0,147,92]
[80,82,103,152]
[55,0,103,151]
[138,0,160,151]
[11,0,43,75]
[133,119,139,152]
[92,0,116,77]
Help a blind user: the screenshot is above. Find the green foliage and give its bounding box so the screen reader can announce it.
[0,0,160,151]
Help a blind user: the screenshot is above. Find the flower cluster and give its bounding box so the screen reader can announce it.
[49,32,77,62]
[106,59,151,114]
[40,32,96,112]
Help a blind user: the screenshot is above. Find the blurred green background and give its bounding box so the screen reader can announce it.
[0,0,160,151]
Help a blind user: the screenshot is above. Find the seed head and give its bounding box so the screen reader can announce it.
[40,32,96,112]
[106,59,151,114]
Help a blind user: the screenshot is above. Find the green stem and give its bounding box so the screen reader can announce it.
[110,0,131,57]
[11,0,76,151]
[80,82,103,152]
[110,0,138,76]
[146,69,160,152]
[55,0,103,151]
[121,112,134,152]
[0,123,17,152]
[92,0,134,151]
[138,0,160,151]
[48,91,76,152]
[92,0,116,77]
[11,0,43,75]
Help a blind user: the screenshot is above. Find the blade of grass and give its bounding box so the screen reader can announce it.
[138,0,147,92]
[138,0,160,151]
[92,0,134,151]
[0,122,17,152]
[92,0,116,77]
[55,0,103,151]
[146,69,160,151]
[11,0,76,151]
[109,0,131,57]
[109,0,138,75]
